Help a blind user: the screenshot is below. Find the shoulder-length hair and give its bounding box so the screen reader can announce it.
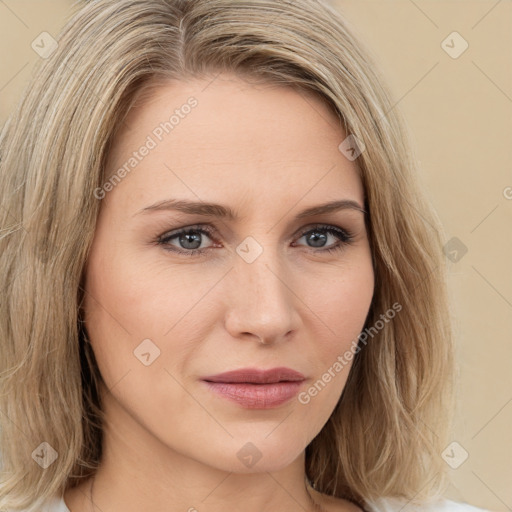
[0,0,455,510]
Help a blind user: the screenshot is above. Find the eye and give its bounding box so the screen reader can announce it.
[293,224,354,254]
[156,223,355,257]
[157,225,218,256]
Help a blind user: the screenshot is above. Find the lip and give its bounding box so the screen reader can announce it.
[202,367,305,384]
[201,367,306,409]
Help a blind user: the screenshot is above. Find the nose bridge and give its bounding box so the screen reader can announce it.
[224,239,298,342]
[238,244,284,301]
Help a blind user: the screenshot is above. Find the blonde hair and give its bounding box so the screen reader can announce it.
[0,0,455,510]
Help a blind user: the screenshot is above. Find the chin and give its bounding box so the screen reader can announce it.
[190,437,305,474]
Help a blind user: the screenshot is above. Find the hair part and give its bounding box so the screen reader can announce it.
[0,1,455,510]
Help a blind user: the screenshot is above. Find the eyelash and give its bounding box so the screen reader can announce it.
[155,223,355,257]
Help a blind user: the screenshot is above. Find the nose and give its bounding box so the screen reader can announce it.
[223,246,301,345]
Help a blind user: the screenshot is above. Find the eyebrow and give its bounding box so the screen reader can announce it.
[134,198,366,220]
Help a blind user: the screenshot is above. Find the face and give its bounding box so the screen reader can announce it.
[83,73,374,474]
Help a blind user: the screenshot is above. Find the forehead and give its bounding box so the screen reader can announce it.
[102,73,364,215]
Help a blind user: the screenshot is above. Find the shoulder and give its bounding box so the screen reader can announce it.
[364,496,494,512]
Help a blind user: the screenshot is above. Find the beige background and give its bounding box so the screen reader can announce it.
[0,1,510,510]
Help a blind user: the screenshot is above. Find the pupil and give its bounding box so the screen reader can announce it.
[309,231,327,248]
[181,232,201,250]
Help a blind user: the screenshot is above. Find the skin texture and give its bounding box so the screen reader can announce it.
[65,73,374,512]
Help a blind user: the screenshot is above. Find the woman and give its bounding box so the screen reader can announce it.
[0,1,492,511]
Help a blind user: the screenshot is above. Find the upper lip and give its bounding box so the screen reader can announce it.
[202,367,305,384]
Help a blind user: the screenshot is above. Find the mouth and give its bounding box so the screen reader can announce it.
[202,367,305,384]
[201,367,306,409]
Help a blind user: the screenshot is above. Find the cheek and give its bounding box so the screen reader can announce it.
[306,257,375,347]
[82,243,219,387]
[294,261,374,421]
[307,266,373,388]
[84,240,197,334]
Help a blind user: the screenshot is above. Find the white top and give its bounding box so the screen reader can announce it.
[31,495,491,511]
[365,496,491,511]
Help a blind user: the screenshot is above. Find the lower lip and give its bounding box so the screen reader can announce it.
[203,381,303,409]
